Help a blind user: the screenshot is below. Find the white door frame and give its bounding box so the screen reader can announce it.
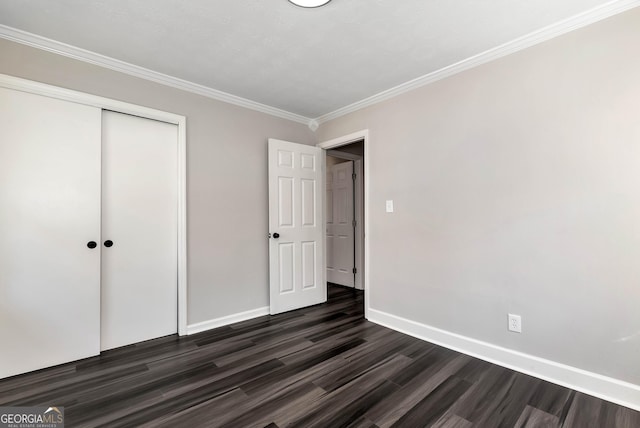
[317,129,370,318]
[326,151,364,290]
[0,74,189,336]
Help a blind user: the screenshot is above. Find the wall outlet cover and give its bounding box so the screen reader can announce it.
[508,314,522,333]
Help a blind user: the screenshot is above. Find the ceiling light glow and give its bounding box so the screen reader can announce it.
[288,0,332,8]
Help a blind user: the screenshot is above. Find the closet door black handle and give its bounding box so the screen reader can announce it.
[87,241,97,249]
[272,233,280,239]
[104,240,114,248]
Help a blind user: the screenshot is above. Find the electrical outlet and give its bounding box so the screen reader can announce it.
[508,314,522,333]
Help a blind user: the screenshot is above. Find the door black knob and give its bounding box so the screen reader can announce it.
[87,241,97,249]
[104,240,114,248]
[273,233,280,239]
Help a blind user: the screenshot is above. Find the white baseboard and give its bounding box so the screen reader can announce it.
[186,306,270,335]
[368,308,640,411]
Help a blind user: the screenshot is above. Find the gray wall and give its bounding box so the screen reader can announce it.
[317,8,640,385]
[327,155,350,169]
[0,38,315,325]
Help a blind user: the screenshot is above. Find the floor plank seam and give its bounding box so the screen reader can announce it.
[1,286,638,427]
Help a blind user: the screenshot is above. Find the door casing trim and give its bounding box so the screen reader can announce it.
[317,130,370,318]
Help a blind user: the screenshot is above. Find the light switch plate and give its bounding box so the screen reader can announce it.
[386,200,394,213]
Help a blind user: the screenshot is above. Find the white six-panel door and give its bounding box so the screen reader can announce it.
[326,161,355,287]
[268,139,325,315]
[101,111,178,350]
[0,87,102,378]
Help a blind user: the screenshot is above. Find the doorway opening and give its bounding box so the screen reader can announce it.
[326,142,364,290]
[318,130,369,318]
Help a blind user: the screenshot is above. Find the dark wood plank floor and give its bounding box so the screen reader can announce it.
[1,285,638,427]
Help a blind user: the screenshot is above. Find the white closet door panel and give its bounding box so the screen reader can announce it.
[0,88,101,378]
[101,111,178,351]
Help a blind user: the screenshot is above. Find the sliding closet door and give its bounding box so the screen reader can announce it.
[101,111,178,351]
[0,88,101,378]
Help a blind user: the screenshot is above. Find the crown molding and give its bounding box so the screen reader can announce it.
[315,0,640,124]
[0,24,311,125]
[2,0,638,129]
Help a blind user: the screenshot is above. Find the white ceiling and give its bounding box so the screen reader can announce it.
[0,0,628,120]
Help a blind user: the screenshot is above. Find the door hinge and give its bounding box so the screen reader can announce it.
[353,267,357,274]
[352,220,357,228]
[352,173,357,181]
